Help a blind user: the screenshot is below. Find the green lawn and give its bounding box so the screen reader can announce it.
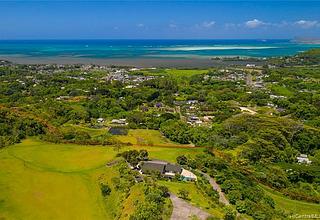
[0,138,202,219]
[260,185,320,216]
[269,84,294,97]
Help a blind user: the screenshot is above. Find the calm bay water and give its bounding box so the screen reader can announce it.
[0,39,319,60]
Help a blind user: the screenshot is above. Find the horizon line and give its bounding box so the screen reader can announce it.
[0,38,293,41]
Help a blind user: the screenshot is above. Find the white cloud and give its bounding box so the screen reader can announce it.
[294,20,319,29]
[201,21,216,28]
[245,19,266,28]
[223,19,320,31]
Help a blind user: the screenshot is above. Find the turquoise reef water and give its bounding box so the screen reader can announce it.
[0,39,319,59]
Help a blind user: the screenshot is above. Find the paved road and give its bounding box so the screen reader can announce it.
[170,193,211,220]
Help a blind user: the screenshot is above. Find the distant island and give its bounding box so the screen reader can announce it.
[292,37,320,44]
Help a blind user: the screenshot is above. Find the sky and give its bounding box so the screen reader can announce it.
[0,0,320,39]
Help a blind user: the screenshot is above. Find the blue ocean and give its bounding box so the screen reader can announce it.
[0,39,319,59]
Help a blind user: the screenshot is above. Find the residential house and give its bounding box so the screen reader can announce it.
[138,160,197,181]
[111,119,128,126]
[187,116,203,126]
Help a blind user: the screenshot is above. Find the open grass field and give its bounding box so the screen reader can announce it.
[163,69,210,77]
[0,141,112,220]
[158,181,224,218]
[133,145,204,163]
[7,139,117,172]
[115,129,204,162]
[136,68,210,82]
[114,129,185,146]
[260,185,320,216]
[0,138,203,219]
[269,84,294,97]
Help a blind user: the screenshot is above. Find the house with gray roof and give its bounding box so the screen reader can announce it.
[139,160,168,174]
[138,160,196,181]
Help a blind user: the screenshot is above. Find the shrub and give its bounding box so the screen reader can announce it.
[223,206,236,220]
[100,183,111,197]
[178,189,190,200]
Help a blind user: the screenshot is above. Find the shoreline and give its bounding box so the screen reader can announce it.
[0,56,264,68]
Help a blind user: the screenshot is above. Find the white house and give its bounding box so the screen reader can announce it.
[111,119,128,125]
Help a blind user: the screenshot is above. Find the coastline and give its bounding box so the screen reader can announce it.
[0,39,318,67]
[0,56,264,68]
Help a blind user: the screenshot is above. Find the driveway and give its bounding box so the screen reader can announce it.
[170,193,211,220]
[199,172,230,205]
